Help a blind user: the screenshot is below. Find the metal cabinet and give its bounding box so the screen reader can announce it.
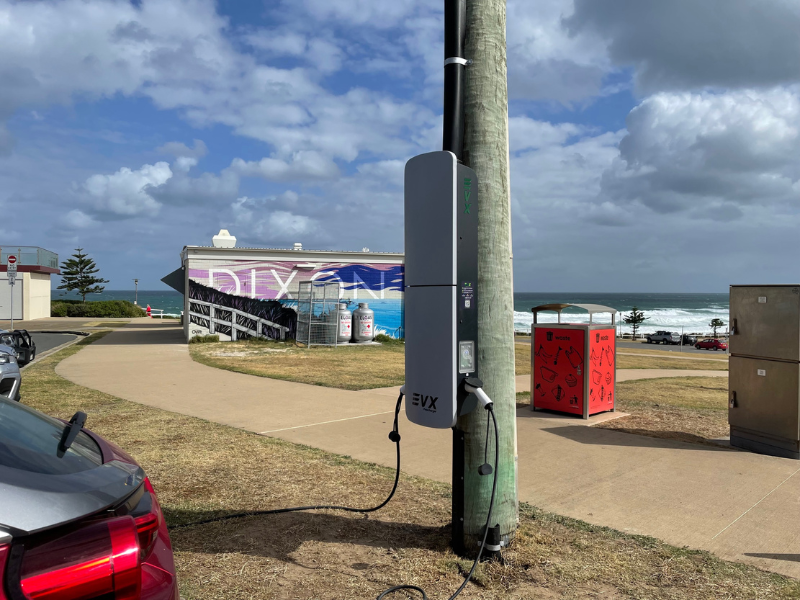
[729,285,800,459]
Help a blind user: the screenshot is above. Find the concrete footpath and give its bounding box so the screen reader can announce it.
[57,320,799,579]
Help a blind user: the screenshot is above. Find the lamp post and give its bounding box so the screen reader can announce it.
[133,279,139,305]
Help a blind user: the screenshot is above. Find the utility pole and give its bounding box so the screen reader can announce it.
[455,0,518,552]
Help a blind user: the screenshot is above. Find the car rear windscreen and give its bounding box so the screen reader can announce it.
[0,398,103,474]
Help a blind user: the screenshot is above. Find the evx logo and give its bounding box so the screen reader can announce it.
[412,392,438,412]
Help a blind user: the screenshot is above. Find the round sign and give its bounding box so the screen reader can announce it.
[7,256,16,264]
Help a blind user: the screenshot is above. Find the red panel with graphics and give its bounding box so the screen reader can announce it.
[588,328,615,414]
[532,328,585,415]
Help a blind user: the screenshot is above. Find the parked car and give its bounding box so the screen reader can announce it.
[0,397,179,599]
[0,350,20,402]
[682,334,697,345]
[646,331,681,344]
[695,338,728,351]
[0,329,36,366]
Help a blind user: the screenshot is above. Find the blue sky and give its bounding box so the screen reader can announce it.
[1,0,798,292]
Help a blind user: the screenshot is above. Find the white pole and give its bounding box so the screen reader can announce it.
[9,280,13,331]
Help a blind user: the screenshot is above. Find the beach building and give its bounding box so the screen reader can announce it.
[165,231,404,342]
[0,246,60,321]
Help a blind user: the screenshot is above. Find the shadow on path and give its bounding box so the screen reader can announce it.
[541,425,734,452]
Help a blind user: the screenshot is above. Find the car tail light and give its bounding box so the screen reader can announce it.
[135,478,163,560]
[0,543,10,600]
[18,516,141,600]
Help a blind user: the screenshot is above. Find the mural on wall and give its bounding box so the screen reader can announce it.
[188,260,405,337]
[188,280,298,340]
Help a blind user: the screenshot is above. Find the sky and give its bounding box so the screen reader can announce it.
[0,0,798,293]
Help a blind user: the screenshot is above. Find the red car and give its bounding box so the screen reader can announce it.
[0,398,179,600]
[695,338,727,351]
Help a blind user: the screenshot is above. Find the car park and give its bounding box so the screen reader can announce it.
[0,329,36,366]
[695,338,727,351]
[0,396,179,599]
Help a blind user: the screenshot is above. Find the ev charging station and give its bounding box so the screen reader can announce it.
[194,1,503,597]
[404,152,480,429]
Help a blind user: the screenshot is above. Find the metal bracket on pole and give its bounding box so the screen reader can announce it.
[444,57,471,67]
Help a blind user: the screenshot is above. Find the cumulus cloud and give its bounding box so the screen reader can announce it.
[566,0,800,94]
[150,169,240,206]
[157,139,208,159]
[62,209,98,229]
[599,88,800,214]
[509,118,584,153]
[82,162,172,216]
[230,152,340,182]
[506,0,612,102]
[231,194,318,245]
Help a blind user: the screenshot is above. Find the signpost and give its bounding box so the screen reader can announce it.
[7,255,16,330]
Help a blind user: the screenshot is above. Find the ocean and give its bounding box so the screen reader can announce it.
[514,293,729,336]
[58,290,730,337]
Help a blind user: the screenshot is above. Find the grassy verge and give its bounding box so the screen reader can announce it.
[19,334,800,599]
[190,339,532,391]
[596,377,730,445]
[616,353,727,370]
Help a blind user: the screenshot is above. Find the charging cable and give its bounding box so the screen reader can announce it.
[172,382,502,600]
[172,388,405,530]
[378,380,500,600]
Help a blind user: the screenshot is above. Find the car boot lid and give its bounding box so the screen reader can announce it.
[0,459,145,534]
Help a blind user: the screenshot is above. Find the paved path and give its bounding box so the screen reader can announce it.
[57,320,800,579]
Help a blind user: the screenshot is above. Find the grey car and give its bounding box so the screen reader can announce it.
[0,344,20,401]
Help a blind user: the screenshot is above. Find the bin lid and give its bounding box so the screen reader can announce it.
[531,303,618,324]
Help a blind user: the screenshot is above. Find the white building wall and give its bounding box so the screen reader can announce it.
[24,272,51,320]
[0,275,23,320]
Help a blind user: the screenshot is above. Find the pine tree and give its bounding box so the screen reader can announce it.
[623,306,647,340]
[57,248,109,302]
[710,318,725,338]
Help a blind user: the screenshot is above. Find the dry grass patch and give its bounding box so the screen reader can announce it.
[20,337,800,600]
[189,337,405,390]
[597,377,730,445]
[191,339,533,390]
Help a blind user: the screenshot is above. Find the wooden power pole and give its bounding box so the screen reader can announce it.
[456,0,518,552]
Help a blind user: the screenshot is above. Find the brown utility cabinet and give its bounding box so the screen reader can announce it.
[729,285,800,459]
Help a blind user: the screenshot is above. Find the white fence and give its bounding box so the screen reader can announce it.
[189,299,290,341]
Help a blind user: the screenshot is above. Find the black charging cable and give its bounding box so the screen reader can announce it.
[171,387,503,600]
[171,390,405,530]
[377,404,500,600]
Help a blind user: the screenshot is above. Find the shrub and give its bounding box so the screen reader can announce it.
[189,334,220,344]
[51,300,147,318]
[375,333,403,344]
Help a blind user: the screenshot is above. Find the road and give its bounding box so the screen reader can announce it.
[30,332,78,356]
[615,340,728,355]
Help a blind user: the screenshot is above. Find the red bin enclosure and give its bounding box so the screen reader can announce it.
[530,304,618,419]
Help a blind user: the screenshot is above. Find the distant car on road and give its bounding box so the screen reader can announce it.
[0,397,179,599]
[695,338,727,351]
[646,331,681,345]
[0,329,35,366]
